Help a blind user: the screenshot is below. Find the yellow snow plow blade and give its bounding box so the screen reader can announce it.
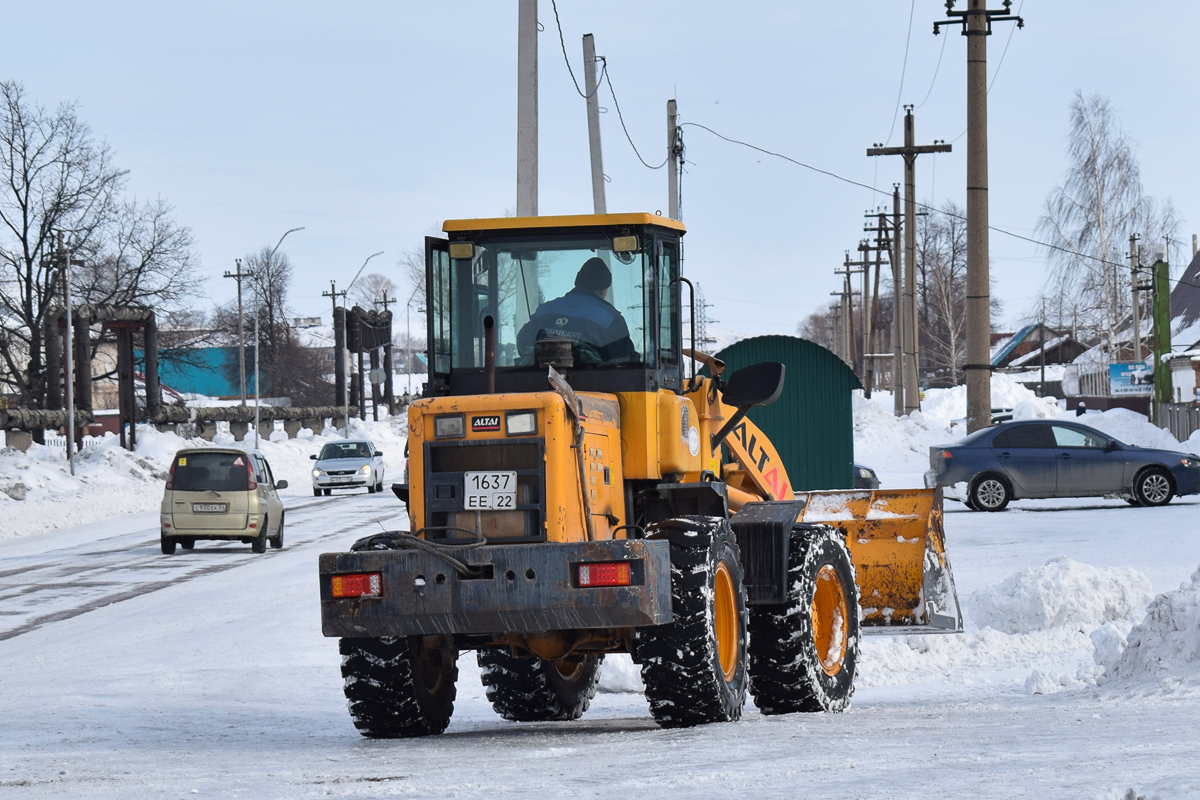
[795,486,962,633]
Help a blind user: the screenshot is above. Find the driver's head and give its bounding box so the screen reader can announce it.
[575,257,612,298]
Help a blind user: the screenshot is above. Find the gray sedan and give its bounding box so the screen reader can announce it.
[311,440,386,496]
[925,419,1200,511]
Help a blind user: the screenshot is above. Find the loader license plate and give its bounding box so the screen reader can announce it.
[464,471,517,510]
[192,503,227,513]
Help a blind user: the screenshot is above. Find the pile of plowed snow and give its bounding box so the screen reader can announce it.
[1099,566,1200,691]
[969,557,1153,634]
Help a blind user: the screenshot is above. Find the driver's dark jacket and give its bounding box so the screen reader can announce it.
[517,288,637,362]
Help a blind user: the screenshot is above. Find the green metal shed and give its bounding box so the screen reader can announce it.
[714,335,861,490]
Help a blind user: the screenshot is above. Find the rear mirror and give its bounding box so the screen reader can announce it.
[275,480,289,490]
[721,362,786,408]
[310,454,318,460]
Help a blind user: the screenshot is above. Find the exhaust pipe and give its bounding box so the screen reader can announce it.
[483,315,496,394]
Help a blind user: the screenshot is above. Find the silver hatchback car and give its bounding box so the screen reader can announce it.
[311,439,386,495]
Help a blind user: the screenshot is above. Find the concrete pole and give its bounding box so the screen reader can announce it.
[861,240,872,383]
[903,111,920,415]
[516,0,538,217]
[892,187,904,417]
[1151,252,1172,423]
[964,0,993,433]
[582,33,606,214]
[667,99,679,220]
[1130,234,1142,361]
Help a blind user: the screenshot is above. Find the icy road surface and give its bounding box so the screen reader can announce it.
[2,486,1200,799]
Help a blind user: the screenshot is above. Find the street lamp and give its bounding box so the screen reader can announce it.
[255,226,305,449]
[342,251,384,437]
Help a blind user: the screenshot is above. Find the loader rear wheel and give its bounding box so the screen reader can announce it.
[636,516,748,728]
[339,635,459,738]
[477,649,603,722]
[748,524,860,714]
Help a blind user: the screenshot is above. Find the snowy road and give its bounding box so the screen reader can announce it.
[2,489,1199,798]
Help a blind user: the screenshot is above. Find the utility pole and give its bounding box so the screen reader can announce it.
[860,214,893,399]
[323,281,348,434]
[582,33,606,214]
[868,110,951,415]
[1151,250,1171,424]
[935,0,1024,432]
[516,0,538,216]
[223,258,253,404]
[377,290,397,416]
[1129,233,1143,361]
[891,188,903,416]
[841,248,873,376]
[667,99,681,220]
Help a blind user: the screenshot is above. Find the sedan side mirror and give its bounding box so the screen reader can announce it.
[1104,440,1121,452]
[275,479,289,490]
[375,450,384,457]
[310,454,318,460]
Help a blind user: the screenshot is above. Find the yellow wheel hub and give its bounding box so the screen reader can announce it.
[713,561,739,682]
[812,564,849,676]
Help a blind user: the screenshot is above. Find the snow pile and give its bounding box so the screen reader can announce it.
[598,654,644,693]
[969,557,1152,634]
[1081,408,1197,452]
[919,372,1044,420]
[0,417,410,541]
[1099,566,1200,691]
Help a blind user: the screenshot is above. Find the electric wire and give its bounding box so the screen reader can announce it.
[549,0,602,99]
[603,64,669,170]
[915,30,948,109]
[883,0,918,146]
[680,121,1199,290]
[948,0,1025,143]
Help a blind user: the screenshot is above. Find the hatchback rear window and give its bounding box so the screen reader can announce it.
[173,453,250,492]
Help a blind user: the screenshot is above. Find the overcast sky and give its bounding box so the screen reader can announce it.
[5,1,1197,339]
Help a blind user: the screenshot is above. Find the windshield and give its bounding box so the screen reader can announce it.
[432,235,655,371]
[319,442,371,460]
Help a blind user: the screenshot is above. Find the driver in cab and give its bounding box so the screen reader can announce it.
[517,257,636,363]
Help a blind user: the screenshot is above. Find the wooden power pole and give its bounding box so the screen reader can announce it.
[868,108,951,415]
[935,0,1024,432]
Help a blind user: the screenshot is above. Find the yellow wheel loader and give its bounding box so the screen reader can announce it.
[318,213,961,737]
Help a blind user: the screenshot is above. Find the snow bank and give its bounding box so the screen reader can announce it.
[1079,407,1197,452]
[969,557,1152,634]
[1099,566,1200,691]
[0,416,410,541]
[598,654,644,693]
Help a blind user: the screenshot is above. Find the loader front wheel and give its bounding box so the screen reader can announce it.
[636,516,748,728]
[749,524,860,714]
[477,649,603,722]
[339,635,459,738]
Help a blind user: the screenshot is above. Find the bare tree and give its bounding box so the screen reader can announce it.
[348,272,397,310]
[0,82,124,405]
[1037,91,1178,355]
[918,202,969,386]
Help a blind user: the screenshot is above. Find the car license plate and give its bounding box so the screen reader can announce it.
[331,476,352,483]
[192,503,228,513]
[464,471,517,510]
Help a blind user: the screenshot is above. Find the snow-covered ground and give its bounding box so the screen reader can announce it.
[2,383,1199,799]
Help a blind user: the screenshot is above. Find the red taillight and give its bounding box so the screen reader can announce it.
[941,450,954,459]
[246,457,257,490]
[331,573,382,598]
[577,562,632,588]
[166,461,176,490]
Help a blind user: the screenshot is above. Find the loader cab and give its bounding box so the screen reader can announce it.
[425,214,685,396]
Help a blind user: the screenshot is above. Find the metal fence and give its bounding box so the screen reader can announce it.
[1160,403,1200,444]
[42,435,101,452]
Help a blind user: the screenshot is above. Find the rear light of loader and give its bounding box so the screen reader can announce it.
[576,561,631,588]
[331,573,382,598]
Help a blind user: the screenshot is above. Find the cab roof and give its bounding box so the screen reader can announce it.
[442,213,686,234]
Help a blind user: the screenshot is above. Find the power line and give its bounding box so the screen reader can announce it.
[883,0,918,145]
[915,30,948,109]
[680,120,1199,290]
[549,0,602,99]
[603,64,669,170]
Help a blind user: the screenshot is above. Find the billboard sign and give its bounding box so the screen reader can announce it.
[1109,361,1153,396]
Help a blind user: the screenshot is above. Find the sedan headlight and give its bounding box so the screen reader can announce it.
[1182,457,1200,468]
[312,468,322,478]
[359,465,372,475]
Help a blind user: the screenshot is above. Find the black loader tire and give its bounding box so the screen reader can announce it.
[340,635,459,738]
[270,512,284,549]
[1133,467,1174,507]
[477,649,603,722]
[160,534,176,555]
[635,516,748,728]
[748,524,860,714]
[969,473,1011,512]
